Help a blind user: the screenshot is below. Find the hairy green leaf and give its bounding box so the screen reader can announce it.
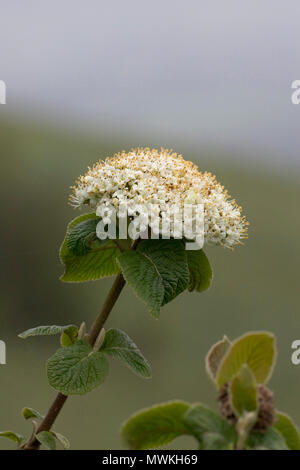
[60,213,120,282]
[186,249,212,293]
[274,412,300,450]
[101,328,151,378]
[200,432,232,450]
[183,404,236,446]
[247,427,288,450]
[36,431,56,450]
[67,216,103,255]
[117,239,190,317]
[47,340,109,395]
[216,332,276,389]
[22,407,44,421]
[18,324,78,340]
[51,431,70,449]
[122,401,191,450]
[60,326,78,347]
[205,335,231,382]
[230,365,258,416]
[0,431,24,445]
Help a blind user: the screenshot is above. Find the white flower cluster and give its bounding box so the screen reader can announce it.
[70,148,248,248]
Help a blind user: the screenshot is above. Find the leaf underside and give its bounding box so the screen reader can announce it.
[101,328,151,378]
[18,324,77,339]
[205,335,231,382]
[183,403,236,449]
[186,249,212,293]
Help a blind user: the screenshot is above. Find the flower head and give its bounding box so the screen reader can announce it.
[70,148,248,248]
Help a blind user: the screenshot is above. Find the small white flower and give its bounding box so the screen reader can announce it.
[70,148,248,248]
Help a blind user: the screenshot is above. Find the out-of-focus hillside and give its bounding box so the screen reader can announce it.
[0,117,299,449]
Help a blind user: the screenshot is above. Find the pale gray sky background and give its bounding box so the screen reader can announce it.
[0,0,299,167]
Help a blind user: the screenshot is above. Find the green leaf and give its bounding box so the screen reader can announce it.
[67,216,104,256]
[183,404,236,446]
[18,324,78,339]
[230,365,258,417]
[47,340,109,395]
[60,213,120,282]
[216,332,276,389]
[122,401,191,450]
[117,239,190,317]
[205,335,231,382]
[36,431,56,450]
[200,432,231,450]
[22,407,44,421]
[274,412,300,450]
[60,325,79,347]
[101,328,151,378]
[0,431,24,445]
[247,427,288,450]
[186,249,212,293]
[51,431,70,449]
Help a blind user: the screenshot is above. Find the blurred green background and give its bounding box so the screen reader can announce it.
[0,115,299,449]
